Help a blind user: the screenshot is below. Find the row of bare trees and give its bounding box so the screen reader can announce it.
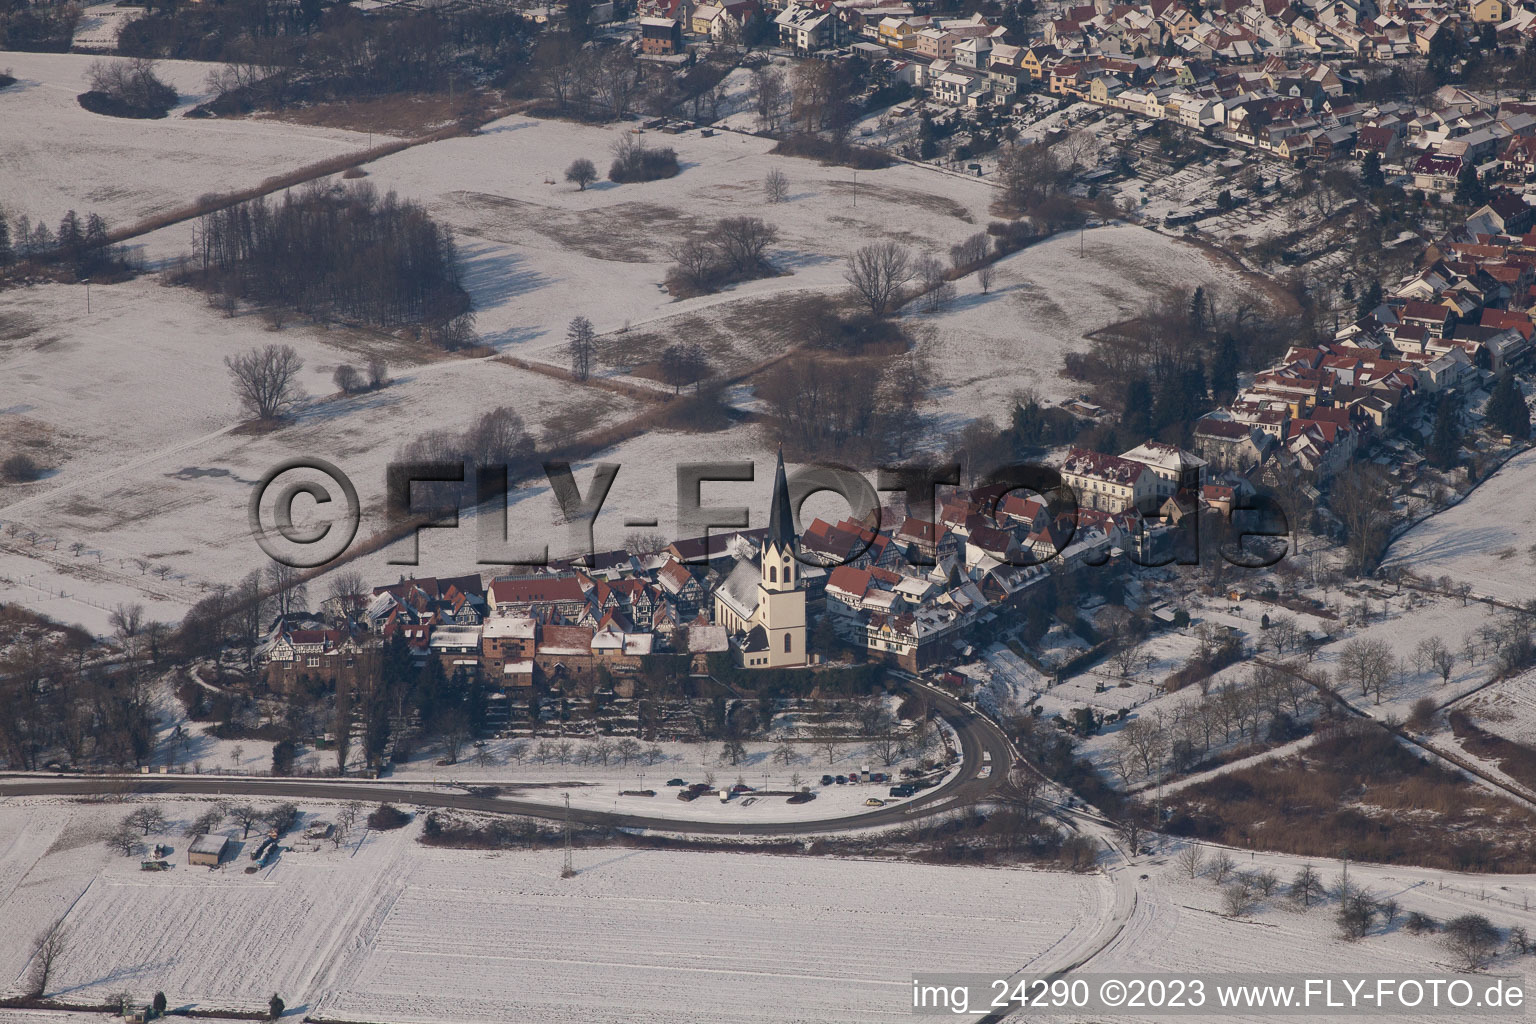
[1108,664,1322,785]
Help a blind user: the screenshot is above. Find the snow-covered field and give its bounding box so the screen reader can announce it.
[5,795,1536,1023]
[0,52,375,231]
[0,797,1105,1022]
[1384,446,1536,607]
[910,223,1248,425]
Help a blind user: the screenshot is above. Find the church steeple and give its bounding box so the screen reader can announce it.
[761,448,797,594]
[766,447,796,553]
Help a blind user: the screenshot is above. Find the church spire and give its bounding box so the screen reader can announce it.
[767,447,796,551]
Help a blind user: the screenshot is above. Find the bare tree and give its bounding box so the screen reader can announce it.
[327,570,366,623]
[1209,850,1235,884]
[226,344,306,421]
[106,825,139,857]
[715,216,779,275]
[1444,914,1502,970]
[1290,863,1325,907]
[1416,636,1457,685]
[948,231,990,271]
[1338,638,1394,703]
[750,66,787,131]
[913,253,955,314]
[615,737,642,765]
[668,237,717,293]
[565,158,598,191]
[1116,717,1168,780]
[127,806,166,835]
[844,242,912,317]
[764,168,789,204]
[1176,844,1204,879]
[1221,882,1255,918]
[367,356,389,389]
[229,803,262,839]
[185,808,223,837]
[24,922,69,997]
[566,315,598,381]
[977,263,995,294]
[809,721,843,764]
[1337,892,1378,939]
[332,364,362,394]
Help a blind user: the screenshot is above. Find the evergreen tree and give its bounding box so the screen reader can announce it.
[1455,162,1487,207]
[1361,150,1384,189]
[1357,280,1383,320]
[1427,399,1461,469]
[1011,398,1042,454]
[57,210,82,267]
[1487,372,1531,438]
[1121,377,1153,438]
[1189,285,1208,335]
[1210,334,1240,403]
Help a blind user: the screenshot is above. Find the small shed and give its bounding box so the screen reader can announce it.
[188,833,229,867]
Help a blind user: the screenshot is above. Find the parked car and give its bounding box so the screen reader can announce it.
[666,778,686,787]
[821,774,835,786]
[835,775,847,784]
[730,783,753,793]
[864,798,885,807]
[847,772,860,783]
[869,772,886,783]
[889,784,915,798]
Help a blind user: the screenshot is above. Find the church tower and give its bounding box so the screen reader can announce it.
[756,449,806,668]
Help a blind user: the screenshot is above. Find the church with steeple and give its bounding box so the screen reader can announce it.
[711,449,808,669]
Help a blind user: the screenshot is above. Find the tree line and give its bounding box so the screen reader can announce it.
[182,182,472,336]
[0,208,134,280]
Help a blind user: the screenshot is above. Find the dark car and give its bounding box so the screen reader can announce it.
[731,783,753,793]
[835,775,847,784]
[666,778,687,787]
[821,774,835,786]
[889,784,915,798]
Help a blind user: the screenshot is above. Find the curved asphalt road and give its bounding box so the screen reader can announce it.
[0,682,1018,837]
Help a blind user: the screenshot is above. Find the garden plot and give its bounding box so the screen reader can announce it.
[1461,669,1536,746]
[1384,446,1536,607]
[0,52,374,231]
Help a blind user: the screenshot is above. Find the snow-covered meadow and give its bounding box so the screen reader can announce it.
[6,795,1536,1024]
[1384,446,1536,607]
[0,797,1106,1022]
[0,52,375,231]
